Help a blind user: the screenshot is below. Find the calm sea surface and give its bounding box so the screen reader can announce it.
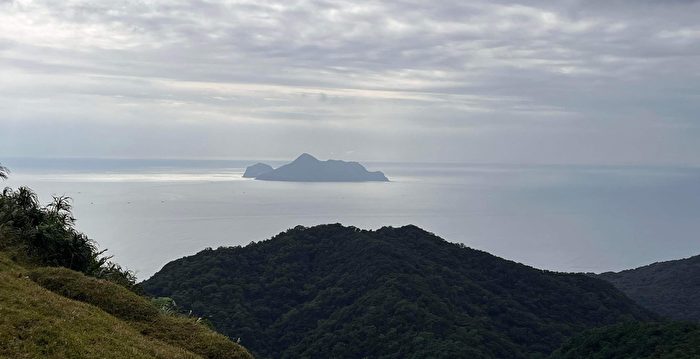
[3,157,700,279]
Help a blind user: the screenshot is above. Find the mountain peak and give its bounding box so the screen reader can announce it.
[293,153,319,163]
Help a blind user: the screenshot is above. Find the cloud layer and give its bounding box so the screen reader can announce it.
[1,0,699,163]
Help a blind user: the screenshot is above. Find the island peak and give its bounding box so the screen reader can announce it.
[293,153,319,163]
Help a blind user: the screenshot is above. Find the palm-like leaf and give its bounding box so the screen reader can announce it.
[0,164,9,180]
[48,195,76,225]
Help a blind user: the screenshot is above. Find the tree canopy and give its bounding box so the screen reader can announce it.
[597,255,700,322]
[552,321,700,359]
[144,224,654,358]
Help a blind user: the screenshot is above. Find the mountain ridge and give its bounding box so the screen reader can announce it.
[597,254,700,322]
[143,223,654,358]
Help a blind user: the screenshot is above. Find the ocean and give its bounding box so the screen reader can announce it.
[3,157,700,279]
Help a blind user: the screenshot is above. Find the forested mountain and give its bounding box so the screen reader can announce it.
[597,255,700,322]
[143,224,654,358]
[551,321,700,359]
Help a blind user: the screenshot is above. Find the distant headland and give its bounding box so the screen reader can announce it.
[243,153,389,182]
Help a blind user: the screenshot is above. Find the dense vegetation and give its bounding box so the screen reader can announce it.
[551,321,700,358]
[597,255,700,322]
[144,224,655,358]
[0,168,251,359]
[0,185,136,289]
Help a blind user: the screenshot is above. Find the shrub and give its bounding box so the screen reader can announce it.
[0,187,137,290]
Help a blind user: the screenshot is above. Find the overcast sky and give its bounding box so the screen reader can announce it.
[1,0,699,164]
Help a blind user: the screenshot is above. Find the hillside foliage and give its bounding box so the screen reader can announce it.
[0,186,137,290]
[0,252,252,359]
[144,224,654,358]
[0,177,252,359]
[551,321,700,359]
[29,266,252,359]
[597,255,700,322]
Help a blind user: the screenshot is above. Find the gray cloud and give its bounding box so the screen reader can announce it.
[0,0,699,164]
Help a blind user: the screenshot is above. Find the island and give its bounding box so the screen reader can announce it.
[243,153,389,182]
[242,163,274,178]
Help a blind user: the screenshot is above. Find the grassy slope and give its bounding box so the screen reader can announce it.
[0,253,252,359]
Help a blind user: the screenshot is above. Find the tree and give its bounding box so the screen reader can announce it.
[48,195,76,226]
[0,186,138,290]
[0,163,8,180]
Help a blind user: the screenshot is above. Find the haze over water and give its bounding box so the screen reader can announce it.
[4,157,700,279]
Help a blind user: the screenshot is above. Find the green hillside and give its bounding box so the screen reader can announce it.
[597,255,700,322]
[551,321,700,359]
[0,252,252,359]
[143,224,654,358]
[0,185,252,359]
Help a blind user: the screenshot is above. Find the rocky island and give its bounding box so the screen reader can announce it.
[243,153,389,182]
[242,163,274,178]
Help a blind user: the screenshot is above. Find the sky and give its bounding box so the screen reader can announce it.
[1,0,699,164]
